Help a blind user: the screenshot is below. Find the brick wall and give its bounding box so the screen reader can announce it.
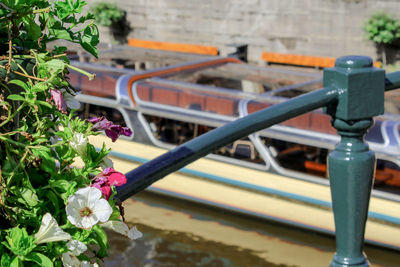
[86,0,400,64]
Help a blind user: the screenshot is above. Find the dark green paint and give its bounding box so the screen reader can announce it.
[323,56,385,120]
[326,56,384,267]
[328,119,374,267]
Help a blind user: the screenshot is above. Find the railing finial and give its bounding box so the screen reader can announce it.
[325,56,385,267]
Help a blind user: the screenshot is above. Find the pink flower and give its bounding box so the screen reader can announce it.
[88,117,133,142]
[91,168,127,200]
[49,89,67,113]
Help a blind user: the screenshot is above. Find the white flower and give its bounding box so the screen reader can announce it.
[67,240,87,256]
[101,221,143,240]
[62,253,81,267]
[62,253,99,267]
[70,133,87,156]
[35,213,71,244]
[81,261,99,267]
[100,157,114,169]
[64,92,81,110]
[66,187,112,229]
[61,252,81,267]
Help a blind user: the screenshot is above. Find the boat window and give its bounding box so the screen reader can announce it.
[261,137,329,178]
[136,82,240,117]
[260,136,400,195]
[142,115,264,164]
[375,159,400,195]
[68,64,128,99]
[365,119,384,144]
[164,63,321,95]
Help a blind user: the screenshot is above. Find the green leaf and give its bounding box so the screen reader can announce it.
[10,257,22,267]
[35,100,53,109]
[54,1,73,20]
[32,148,56,173]
[49,179,75,193]
[8,80,29,91]
[2,227,36,257]
[25,252,53,267]
[92,224,109,258]
[79,25,99,58]
[1,253,11,267]
[22,15,42,39]
[14,187,39,207]
[45,190,60,210]
[32,82,48,93]
[7,95,25,101]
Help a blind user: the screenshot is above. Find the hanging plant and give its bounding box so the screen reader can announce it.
[0,0,140,266]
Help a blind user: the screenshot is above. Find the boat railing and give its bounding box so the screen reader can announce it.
[116,55,400,266]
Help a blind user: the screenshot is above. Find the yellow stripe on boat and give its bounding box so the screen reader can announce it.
[89,135,400,250]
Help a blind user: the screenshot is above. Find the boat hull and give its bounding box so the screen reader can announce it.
[89,135,400,251]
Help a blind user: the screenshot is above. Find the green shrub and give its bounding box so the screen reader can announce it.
[90,2,124,27]
[363,12,400,65]
[364,12,400,44]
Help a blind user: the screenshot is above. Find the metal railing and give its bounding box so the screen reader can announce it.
[116,55,400,267]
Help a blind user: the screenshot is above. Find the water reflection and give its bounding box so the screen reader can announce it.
[105,224,280,267]
[104,192,399,267]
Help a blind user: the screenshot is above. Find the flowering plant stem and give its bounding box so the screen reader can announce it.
[0,1,137,266]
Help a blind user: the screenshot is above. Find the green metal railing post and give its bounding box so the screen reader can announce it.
[324,56,385,267]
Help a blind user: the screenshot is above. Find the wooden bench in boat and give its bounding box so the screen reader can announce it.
[261,51,382,69]
[128,38,219,56]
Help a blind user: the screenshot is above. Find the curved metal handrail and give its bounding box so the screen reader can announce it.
[116,86,338,201]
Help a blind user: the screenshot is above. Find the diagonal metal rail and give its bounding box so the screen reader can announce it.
[116,87,338,201]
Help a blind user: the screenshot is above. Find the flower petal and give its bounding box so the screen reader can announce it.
[101,221,142,240]
[91,199,112,223]
[105,129,119,142]
[67,240,87,256]
[70,133,87,156]
[79,215,98,230]
[85,187,102,208]
[35,213,71,244]
[62,253,81,267]
[100,157,114,169]
[128,226,143,240]
[64,93,81,110]
[50,89,67,113]
[108,172,127,187]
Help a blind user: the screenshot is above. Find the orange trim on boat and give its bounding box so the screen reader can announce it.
[127,57,243,107]
[128,38,219,56]
[261,52,381,68]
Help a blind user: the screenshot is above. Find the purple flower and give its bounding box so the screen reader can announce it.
[49,89,67,113]
[88,116,133,142]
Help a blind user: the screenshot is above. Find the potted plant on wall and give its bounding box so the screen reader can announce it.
[363,11,400,67]
[90,2,130,45]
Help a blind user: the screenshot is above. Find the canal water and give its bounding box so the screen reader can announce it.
[104,192,399,267]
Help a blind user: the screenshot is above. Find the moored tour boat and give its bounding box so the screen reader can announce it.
[68,55,400,251]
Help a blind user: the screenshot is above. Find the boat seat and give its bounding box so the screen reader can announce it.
[261,51,381,69]
[128,38,219,56]
[227,140,256,160]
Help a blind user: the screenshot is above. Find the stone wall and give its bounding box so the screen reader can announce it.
[86,0,400,64]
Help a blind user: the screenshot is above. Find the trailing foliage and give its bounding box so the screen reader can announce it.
[0,0,139,266]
